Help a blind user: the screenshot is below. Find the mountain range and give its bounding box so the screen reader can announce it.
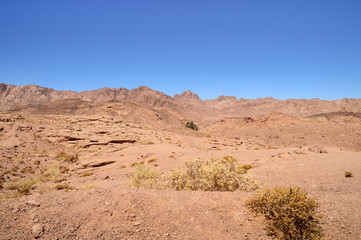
[1,83,361,125]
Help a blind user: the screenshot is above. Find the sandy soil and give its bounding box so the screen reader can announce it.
[0,112,360,239]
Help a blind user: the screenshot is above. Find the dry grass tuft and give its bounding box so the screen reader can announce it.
[246,186,324,240]
[58,152,79,163]
[131,164,159,189]
[148,158,158,163]
[81,172,93,177]
[77,184,100,190]
[41,162,64,183]
[55,184,69,190]
[240,164,253,173]
[3,177,39,196]
[345,171,353,177]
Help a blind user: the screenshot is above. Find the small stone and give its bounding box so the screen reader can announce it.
[11,208,19,213]
[26,201,41,207]
[133,221,140,226]
[32,224,44,238]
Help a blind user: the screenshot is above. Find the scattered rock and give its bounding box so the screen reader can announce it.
[11,208,19,213]
[26,201,41,207]
[82,139,136,148]
[108,139,136,144]
[83,160,116,168]
[64,136,85,141]
[82,142,109,148]
[308,146,327,154]
[17,125,32,131]
[32,224,44,238]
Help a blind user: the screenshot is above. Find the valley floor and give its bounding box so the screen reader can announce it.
[0,113,360,239]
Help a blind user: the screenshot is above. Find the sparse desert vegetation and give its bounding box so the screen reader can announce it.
[247,187,324,240]
[129,156,258,192]
[131,164,159,189]
[58,152,79,163]
[0,87,360,239]
[185,121,199,131]
[163,157,258,191]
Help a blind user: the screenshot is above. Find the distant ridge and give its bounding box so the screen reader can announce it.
[1,83,361,123]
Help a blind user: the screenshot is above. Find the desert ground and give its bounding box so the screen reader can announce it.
[0,84,361,239]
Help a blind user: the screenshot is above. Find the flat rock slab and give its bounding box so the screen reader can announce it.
[64,136,85,141]
[83,160,116,168]
[81,139,136,148]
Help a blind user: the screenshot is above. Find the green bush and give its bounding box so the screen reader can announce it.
[246,186,324,240]
[185,121,198,131]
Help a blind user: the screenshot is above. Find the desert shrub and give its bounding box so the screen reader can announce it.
[345,171,353,177]
[146,141,155,145]
[246,186,324,240]
[130,164,159,189]
[163,156,258,191]
[58,152,79,163]
[185,121,198,131]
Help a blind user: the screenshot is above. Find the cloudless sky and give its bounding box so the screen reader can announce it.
[1,0,361,100]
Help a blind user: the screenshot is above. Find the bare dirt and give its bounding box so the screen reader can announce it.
[0,84,361,239]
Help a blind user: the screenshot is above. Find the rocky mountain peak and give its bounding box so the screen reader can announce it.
[173,90,201,101]
[215,95,237,102]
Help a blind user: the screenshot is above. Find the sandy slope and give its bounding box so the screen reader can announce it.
[0,110,361,239]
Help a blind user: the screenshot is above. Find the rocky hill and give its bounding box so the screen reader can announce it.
[1,83,361,124]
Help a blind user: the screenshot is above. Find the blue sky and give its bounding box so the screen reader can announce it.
[1,0,360,100]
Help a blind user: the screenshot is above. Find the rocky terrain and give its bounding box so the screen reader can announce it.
[2,83,361,123]
[0,83,360,239]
